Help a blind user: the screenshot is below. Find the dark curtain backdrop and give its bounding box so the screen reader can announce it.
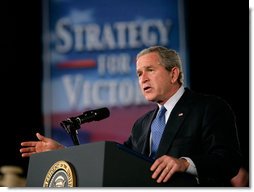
[3,0,248,178]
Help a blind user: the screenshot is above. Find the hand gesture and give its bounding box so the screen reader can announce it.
[20,133,64,157]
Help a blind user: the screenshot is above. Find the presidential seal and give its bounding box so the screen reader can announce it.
[43,160,76,187]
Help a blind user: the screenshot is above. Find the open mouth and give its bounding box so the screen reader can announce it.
[143,86,152,92]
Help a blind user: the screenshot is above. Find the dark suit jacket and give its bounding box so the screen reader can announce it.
[124,88,242,186]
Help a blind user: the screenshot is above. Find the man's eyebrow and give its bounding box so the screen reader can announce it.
[140,64,154,69]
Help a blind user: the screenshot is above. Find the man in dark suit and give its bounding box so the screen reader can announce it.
[20,46,242,186]
[124,46,241,186]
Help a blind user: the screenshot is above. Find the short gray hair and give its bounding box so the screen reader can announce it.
[136,46,184,85]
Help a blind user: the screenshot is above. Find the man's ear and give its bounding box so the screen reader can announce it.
[170,67,180,83]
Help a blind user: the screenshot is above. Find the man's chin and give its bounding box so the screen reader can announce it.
[144,96,156,102]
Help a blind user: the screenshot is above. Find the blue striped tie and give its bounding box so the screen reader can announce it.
[151,106,167,158]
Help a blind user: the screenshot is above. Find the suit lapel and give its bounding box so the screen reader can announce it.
[156,88,193,158]
[141,108,158,155]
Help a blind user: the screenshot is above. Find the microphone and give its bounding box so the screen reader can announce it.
[60,107,110,130]
[60,107,110,145]
[70,107,110,125]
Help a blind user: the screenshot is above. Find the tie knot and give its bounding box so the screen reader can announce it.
[157,106,167,118]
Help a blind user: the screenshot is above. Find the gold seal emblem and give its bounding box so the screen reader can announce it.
[43,160,76,187]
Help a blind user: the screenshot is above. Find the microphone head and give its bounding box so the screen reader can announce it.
[93,107,110,121]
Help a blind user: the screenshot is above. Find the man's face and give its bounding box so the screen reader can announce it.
[136,52,174,104]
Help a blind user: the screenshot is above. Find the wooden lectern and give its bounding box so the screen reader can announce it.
[26,141,197,187]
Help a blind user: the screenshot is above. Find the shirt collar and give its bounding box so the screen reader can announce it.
[158,85,185,116]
